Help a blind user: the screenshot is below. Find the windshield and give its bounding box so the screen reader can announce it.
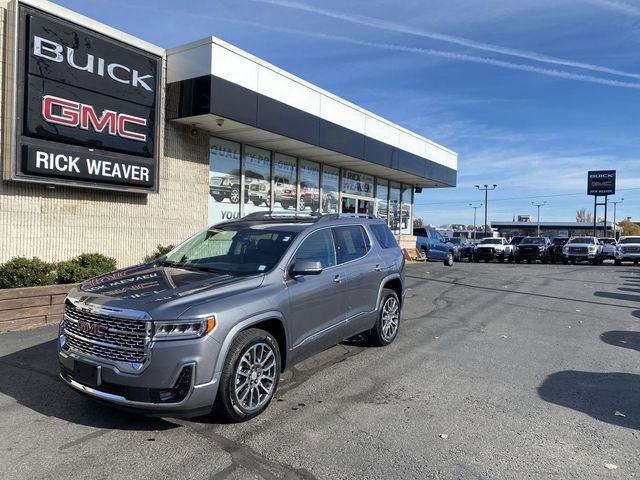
[599,238,616,244]
[568,237,594,244]
[520,237,545,245]
[164,225,300,275]
[619,237,640,244]
[552,238,568,245]
[510,237,524,244]
[449,238,460,244]
[479,239,501,245]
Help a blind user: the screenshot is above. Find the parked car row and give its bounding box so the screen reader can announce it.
[413,229,640,267]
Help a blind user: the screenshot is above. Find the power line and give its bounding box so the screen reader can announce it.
[414,187,640,206]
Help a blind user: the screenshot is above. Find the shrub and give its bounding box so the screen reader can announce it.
[0,257,56,289]
[56,253,117,284]
[145,244,175,262]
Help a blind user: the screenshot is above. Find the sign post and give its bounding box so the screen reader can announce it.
[587,170,616,237]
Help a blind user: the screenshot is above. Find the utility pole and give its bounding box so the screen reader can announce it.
[611,198,624,240]
[531,201,546,236]
[469,203,482,241]
[475,184,497,234]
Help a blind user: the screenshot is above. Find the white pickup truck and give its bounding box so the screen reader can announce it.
[473,237,513,263]
[614,236,640,265]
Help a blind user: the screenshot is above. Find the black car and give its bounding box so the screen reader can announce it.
[514,237,552,263]
[509,236,525,248]
[447,237,475,261]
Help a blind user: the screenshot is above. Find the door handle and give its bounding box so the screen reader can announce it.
[374,264,382,272]
[333,275,341,283]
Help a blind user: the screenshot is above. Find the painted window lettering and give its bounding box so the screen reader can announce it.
[41,95,147,142]
[33,35,154,92]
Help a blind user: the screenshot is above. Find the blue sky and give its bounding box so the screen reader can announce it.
[57,0,640,227]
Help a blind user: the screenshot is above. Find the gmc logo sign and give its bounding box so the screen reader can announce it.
[77,320,109,336]
[42,95,147,142]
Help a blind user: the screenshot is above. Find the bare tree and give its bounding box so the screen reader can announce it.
[576,208,594,223]
[413,218,424,228]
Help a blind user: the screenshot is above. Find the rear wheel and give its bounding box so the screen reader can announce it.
[214,329,281,422]
[420,247,428,260]
[614,259,622,266]
[562,258,568,265]
[212,194,224,202]
[367,289,400,347]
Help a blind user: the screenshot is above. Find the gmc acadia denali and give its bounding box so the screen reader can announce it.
[58,213,405,421]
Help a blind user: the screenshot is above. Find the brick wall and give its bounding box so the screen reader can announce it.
[0,3,211,268]
[0,283,73,332]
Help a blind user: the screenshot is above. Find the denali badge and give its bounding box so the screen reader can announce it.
[77,320,108,335]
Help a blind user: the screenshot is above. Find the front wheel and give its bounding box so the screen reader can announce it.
[214,329,281,422]
[614,259,622,266]
[367,289,400,346]
[444,251,454,267]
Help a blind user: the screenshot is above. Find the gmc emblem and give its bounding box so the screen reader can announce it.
[77,320,108,335]
[42,95,147,142]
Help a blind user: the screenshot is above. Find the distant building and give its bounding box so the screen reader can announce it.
[491,221,620,238]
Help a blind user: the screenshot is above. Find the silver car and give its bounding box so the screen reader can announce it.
[58,213,405,421]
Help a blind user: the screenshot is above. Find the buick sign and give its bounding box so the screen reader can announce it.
[12,3,161,192]
[587,170,616,196]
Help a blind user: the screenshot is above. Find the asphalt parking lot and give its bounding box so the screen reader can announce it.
[1,261,639,479]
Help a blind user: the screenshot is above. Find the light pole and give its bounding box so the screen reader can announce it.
[469,203,482,241]
[611,198,624,240]
[475,184,497,233]
[531,201,546,236]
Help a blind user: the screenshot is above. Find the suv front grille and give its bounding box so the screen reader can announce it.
[62,303,151,364]
[568,247,588,254]
[622,246,640,254]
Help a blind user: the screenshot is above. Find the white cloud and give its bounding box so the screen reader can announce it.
[251,0,640,80]
[582,0,640,17]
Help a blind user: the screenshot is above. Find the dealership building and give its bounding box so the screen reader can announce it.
[0,0,457,266]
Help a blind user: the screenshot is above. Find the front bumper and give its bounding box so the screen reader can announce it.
[58,331,222,417]
[615,251,640,261]
[475,249,504,259]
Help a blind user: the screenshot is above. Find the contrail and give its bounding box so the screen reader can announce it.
[243,22,640,90]
[582,0,640,17]
[251,0,640,80]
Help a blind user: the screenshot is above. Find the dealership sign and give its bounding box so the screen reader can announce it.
[11,4,161,192]
[587,170,616,196]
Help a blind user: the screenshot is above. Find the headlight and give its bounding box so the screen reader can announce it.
[153,317,216,341]
[562,246,568,253]
[588,245,597,252]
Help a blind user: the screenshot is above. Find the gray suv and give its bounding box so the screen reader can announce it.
[58,213,405,421]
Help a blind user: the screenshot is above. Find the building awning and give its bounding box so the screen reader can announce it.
[165,37,457,188]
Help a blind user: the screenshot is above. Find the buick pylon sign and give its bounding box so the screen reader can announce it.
[587,170,616,196]
[11,3,161,192]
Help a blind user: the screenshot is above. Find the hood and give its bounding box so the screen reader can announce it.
[68,263,265,319]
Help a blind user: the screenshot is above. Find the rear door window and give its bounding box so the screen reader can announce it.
[371,224,399,249]
[293,229,337,268]
[333,226,370,264]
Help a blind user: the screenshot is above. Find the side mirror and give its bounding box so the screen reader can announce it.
[290,260,323,276]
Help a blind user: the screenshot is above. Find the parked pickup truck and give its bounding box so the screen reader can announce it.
[548,237,569,263]
[598,238,617,260]
[614,236,640,265]
[514,237,552,263]
[562,236,603,264]
[474,237,513,262]
[413,227,455,266]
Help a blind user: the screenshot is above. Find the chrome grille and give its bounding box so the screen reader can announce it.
[568,247,588,254]
[622,246,640,254]
[62,303,151,363]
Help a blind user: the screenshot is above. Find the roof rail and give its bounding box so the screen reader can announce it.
[317,213,378,223]
[243,211,322,221]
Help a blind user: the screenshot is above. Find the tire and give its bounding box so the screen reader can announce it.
[614,259,622,266]
[498,254,505,263]
[420,247,428,260]
[562,259,568,265]
[214,328,281,422]
[515,259,521,264]
[298,197,306,210]
[367,289,400,347]
[444,251,454,267]
[252,200,261,206]
[230,187,240,204]
[571,259,576,265]
[212,194,224,202]
[474,257,480,263]
[635,260,639,265]
[281,202,290,210]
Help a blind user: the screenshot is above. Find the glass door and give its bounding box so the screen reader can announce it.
[341,195,372,214]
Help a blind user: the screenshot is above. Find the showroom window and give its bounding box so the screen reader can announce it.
[321,165,340,214]
[389,182,401,233]
[208,137,241,225]
[272,153,298,211]
[401,184,412,234]
[243,145,271,216]
[299,159,320,212]
[376,179,389,223]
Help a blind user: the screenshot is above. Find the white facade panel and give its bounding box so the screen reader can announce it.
[320,97,365,135]
[398,131,426,158]
[167,43,212,84]
[258,67,321,117]
[365,116,399,147]
[211,44,259,92]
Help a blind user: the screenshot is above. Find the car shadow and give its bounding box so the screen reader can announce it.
[593,290,640,302]
[538,370,640,430]
[601,330,640,353]
[0,339,177,430]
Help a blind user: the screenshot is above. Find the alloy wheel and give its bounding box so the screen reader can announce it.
[233,342,277,412]
[380,296,399,341]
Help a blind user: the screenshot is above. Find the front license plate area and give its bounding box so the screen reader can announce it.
[73,361,100,387]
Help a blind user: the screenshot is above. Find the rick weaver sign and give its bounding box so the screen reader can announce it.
[12,3,161,192]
